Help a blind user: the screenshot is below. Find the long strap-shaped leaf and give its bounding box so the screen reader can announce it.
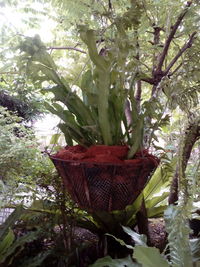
[79,27,113,145]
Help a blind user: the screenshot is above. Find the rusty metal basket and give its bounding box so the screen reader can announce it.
[50,155,157,212]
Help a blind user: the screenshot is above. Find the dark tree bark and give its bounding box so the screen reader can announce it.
[136,198,151,245]
[169,121,200,205]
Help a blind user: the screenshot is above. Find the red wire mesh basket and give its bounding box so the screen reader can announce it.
[50,155,158,212]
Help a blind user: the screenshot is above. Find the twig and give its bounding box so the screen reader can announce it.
[152,26,163,75]
[164,32,197,76]
[108,0,112,10]
[47,46,86,54]
[132,56,151,70]
[135,34,142,111]
[156,1,192,73]
[0,72,20,75]
[169,62,183,76]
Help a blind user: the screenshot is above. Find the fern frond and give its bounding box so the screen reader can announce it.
[164,205,193,267]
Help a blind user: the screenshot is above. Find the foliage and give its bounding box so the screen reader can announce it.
[164,205,193,266]
[0,0,54,124]
[0,89,44,122]
[0,155,175,266]
[0,106,34,181]
[166,127,200,266]
[47,0,200,108]
[133,246,169,267]
[90,205,200,267]
[18,0,200,159]
[19,32,169,157]
[89,255,138,267]
[0,1,200,265]
[0,204,52,266]
[0,195,94,266]
[0,106,55,207]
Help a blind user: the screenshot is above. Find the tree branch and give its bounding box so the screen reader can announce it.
[156,1,192,73]
[135,34,142,111]
[152,26,162,76]
[141,77,154,84]
[169,120,200,205]
[108,0,112,10]
[164,32,197,76]
[47,46,86,54]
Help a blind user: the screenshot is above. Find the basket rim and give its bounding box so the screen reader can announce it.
[49,154,155,167]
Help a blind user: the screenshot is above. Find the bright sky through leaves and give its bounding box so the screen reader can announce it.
[0,2,56,42]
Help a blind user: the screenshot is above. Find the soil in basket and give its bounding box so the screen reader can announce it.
[53,144,159,165]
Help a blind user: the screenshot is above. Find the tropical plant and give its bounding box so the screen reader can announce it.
[16,0,200,253]
[90,205,200,267]
[0,194,95,266]
[18,0,200,158]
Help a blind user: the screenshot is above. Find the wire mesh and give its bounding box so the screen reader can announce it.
[0,208,14,225]
[50,156,157,212]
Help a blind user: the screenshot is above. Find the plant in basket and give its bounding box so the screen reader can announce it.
[19,31,161,213]
[19,0,197,247]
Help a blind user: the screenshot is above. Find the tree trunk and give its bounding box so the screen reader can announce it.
[169,121,200,205]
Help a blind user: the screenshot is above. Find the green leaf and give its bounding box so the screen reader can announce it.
[58,124,73,146]
[106,234,134,251]
[97,70,113,145]
[81,69,94,93]
[164,205,193,267]
[134,246,169,267]
[32,48,58,70]
[0,228,15,262]
[89,255,139,267]
[0,206,24,241]
[128,116,144,158]
[147,205,167,218]
[125,192,144,226]
[145,192,169,210]
[79,27,109,71]
[76,218,100,235]
[45,102,92,145]
[143,160,176,202]
[36,63,62,85]
[79,27,113,145]
[1,231,41,265]
[19,250,52,267]
[50,133,61,145]
[48,86,95,126]
[190,238,200,262]
[122,226,147,246]
[91,211,123,233]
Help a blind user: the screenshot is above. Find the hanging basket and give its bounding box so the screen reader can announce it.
[50,146,159,212]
